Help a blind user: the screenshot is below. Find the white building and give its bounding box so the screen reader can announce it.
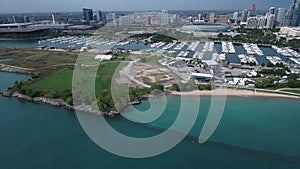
[279,27,300,37]
[95,54,116,61]
[266,13,276,29]
[246,16,266,29]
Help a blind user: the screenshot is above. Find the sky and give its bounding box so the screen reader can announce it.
[0,0,292,14]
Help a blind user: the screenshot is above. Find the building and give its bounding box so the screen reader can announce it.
[160,10,169,27]
[218,15,229,24]
[291,0,300,26]
[83,8,93,22]
[233,12,239,23]
[266,13,276,29]
[96,11,103,22]
[95,54,116,61]
[269,7,276,15]
[106,13,117,27]
[279,27,300,37]
[241,9,249,22]
[51,13,63,25]
[277,8,287,26]
[250,4,256,17]
[180,23,231,33]
[246,16,266,29]
[209,12,215,23]
[284,0,300,26]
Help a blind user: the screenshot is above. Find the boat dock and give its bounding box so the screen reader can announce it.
[221,42,236,53]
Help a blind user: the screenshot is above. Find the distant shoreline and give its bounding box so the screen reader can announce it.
[170,89,300,100]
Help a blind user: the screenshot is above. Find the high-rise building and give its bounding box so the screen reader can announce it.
[233,12,239,22]
[52,13,62,24]
[198,14,202,21]
[277,8,287,26]
[106,13,117,27]
[96,11,103,22]
[160,10,169,26]
[269,7,276,15]
[266,13,276,29]
[246,16,266,29]
[291,0,300,26]
[218,15,229,24]
[241,9,248,22]
[250,4,256,17]
[209,12,215,23]
[83,8,93,22]
[284,0,300,26]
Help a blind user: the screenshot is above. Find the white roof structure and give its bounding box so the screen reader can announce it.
[95,54,116,61]
[203,60,218,66]
[191,73,213,78]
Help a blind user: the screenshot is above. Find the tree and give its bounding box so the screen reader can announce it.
[151,84,164,94]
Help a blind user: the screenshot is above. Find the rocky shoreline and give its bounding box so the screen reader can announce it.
[0,91,120,117]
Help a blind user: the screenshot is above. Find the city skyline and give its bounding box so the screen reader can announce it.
[0,0,291,14]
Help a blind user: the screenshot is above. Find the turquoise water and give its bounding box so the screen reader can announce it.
[0,71,300,168]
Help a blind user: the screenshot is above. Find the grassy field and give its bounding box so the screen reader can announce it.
[29,61,124,96]
[30,69,73,91]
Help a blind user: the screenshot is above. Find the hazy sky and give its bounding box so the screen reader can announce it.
[0,0,291,14]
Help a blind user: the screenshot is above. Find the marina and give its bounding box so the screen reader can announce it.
[221,41,236,53]
[266,56,285,65]
[238,54,258,65]
[187,41,200,51]
[174,42,188,50]
[202,42,214,52]
[242,43,264,56]
[272,46,300,57]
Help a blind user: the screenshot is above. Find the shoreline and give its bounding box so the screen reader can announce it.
[0,91,120,117]
[170,89,300,100]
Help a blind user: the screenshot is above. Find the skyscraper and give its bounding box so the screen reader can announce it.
[284,0,300,26]
[160,10,170,27]
[233,12,239,22]
[250,4,256,17]
[266,13,276,29]
[241,9,248,22]
[83,8,93,22]
[209,12,215,23]
[96,11,103,22]
[277,8,287,26]
[291,0,300,26]
[269,7,276,15]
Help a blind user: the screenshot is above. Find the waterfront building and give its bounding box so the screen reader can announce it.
[246,16,266,29]
[277,8,287,26]
[280,26,300,37]
[209,12,215,23]
[83,8,93,22]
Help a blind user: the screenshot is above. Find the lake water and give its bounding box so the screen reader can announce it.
[0,71,300,169]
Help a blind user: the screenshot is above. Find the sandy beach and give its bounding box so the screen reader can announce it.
[170,89,300,99]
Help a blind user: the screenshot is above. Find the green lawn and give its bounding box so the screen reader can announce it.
[31,69,73,91]
[30,61,124,95]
